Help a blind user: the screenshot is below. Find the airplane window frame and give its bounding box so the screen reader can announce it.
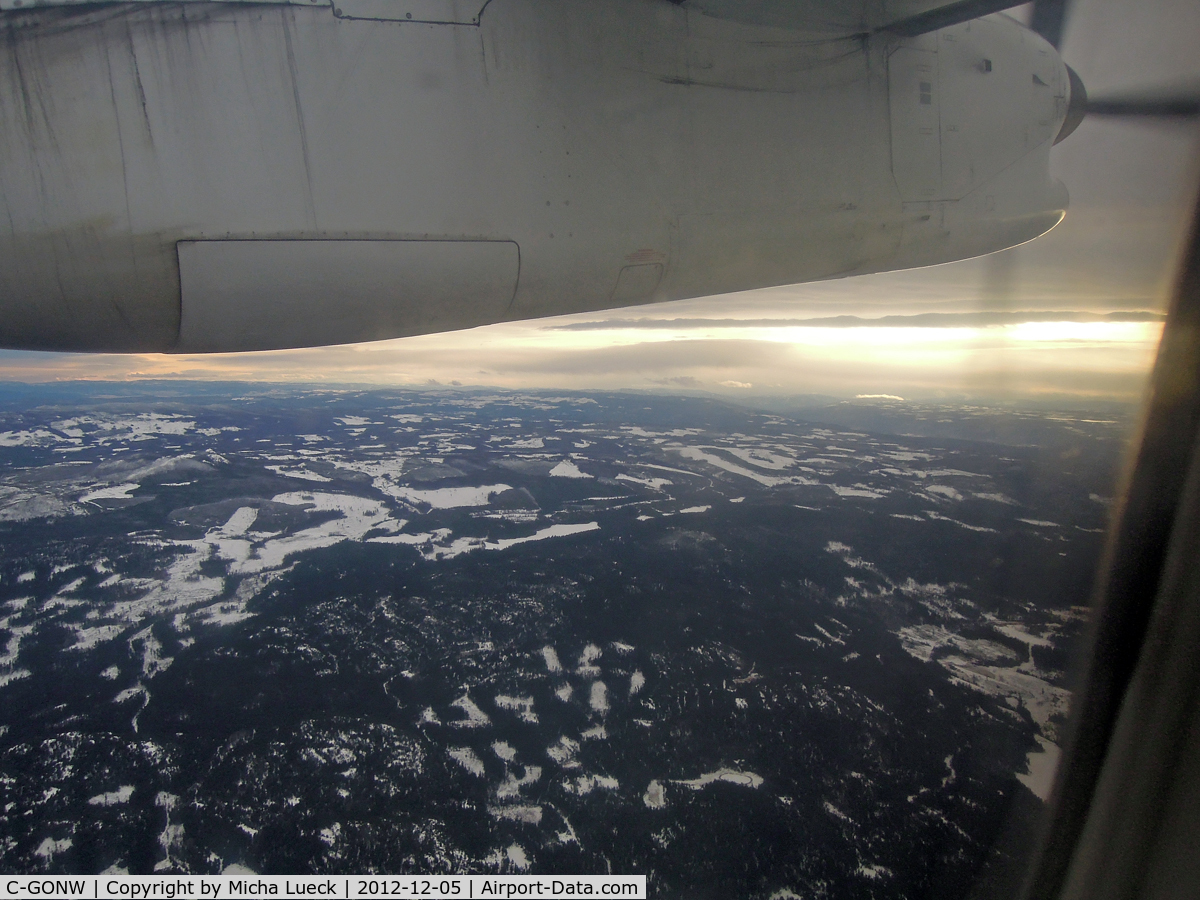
[1020,172,1200,900]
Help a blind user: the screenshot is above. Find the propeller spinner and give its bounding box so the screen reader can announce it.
[1031,0,1200,127]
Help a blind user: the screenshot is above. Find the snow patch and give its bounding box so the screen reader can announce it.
[387,484,512,510]
[88,786,135,807]
[589,681,609,715]
[676,769,763,790]
[264,466,332,483]
[547,737,580,769]
[974,492,1017,504]
[926,485,963,501]
[450,694,491,729]
[489,806,542,824]
[80,483,140,502]
[448,747,486,777]
[496,766,542,801]
[643,780,666,809]
[565,774,618,795]
[549,460,592,479]
[678,447,813,487]
[34,837,72,860]
[506,844,529,871]
[1017,736,1062,801]
[829,485,886,499]
[615,473,672,490]
[856,864,893,880]
[541,646,563,674]
[495,695,538,724]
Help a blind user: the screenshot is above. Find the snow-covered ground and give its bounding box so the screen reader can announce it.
[896,625,1070,739]
[1018,736,1061,801]
[677,447,808,487]
[549,460,592,479]
[384,484,513,509]
[675,769,764,790]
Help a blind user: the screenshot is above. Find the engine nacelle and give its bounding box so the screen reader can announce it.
[0,0,1070,352]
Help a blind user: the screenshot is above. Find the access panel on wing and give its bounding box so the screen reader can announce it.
[176,239,520,352]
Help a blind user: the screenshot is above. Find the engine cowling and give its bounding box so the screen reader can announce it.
[0,1,1070,353]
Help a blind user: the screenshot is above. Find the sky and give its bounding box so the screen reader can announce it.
[1,0,1196,404]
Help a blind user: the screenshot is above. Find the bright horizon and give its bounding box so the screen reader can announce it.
[0,308,1165,405]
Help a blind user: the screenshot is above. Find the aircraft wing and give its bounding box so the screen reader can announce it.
[0,0,1072,353]
[0,0,1026,34]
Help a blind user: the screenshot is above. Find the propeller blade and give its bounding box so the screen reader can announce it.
[1086,93,1200,117]
[1029,0,1070,49]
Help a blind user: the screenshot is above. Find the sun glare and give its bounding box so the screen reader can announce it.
[1004,320,1163,344]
